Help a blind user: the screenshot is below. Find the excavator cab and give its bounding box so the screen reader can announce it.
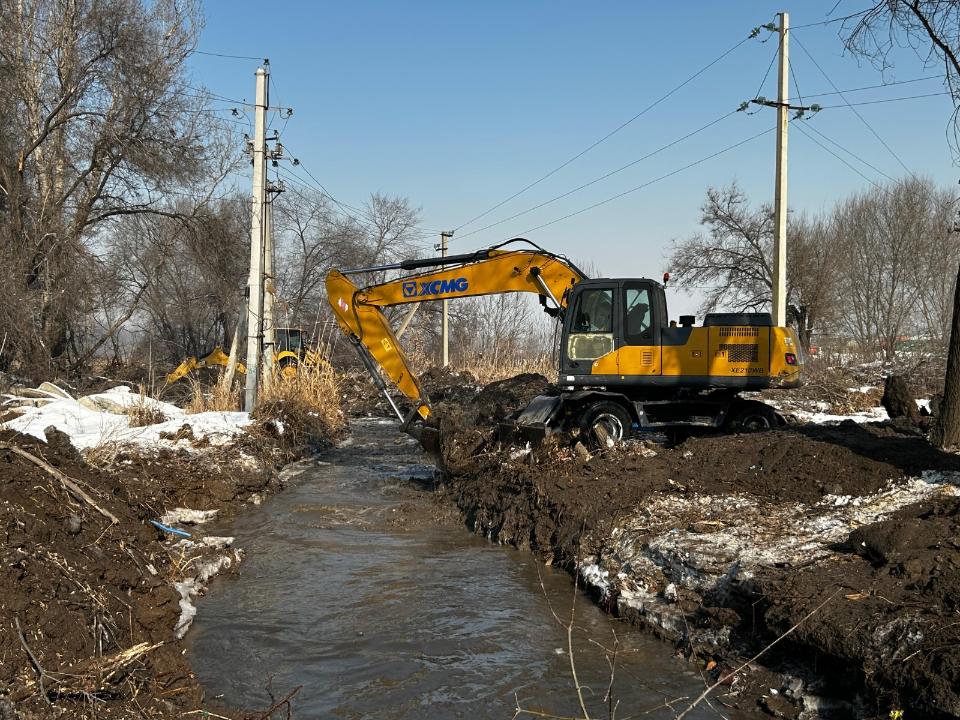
[274,327,325,378]
[562,279,666,379]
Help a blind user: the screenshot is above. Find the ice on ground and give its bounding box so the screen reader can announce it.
[765,396,889,425]
[160,508,219,526]
[582,472,959,638]
[2,385,251,451]
[172,540,242,639]
[792,406,889,424]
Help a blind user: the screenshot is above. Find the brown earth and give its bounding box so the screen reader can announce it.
[427,373,960,718]
[0,423,330,719]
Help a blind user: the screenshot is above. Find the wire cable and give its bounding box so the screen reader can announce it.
[194,50,265,61]
[455,109,738,241]
[504,124,776,239]
[793,74,945,101]
[789,57,804,107]
[816,91,952,108]
[754,43,780,100]
[275,167,436,242]
[801,122,897,183]
[794,122,881,187]
[793,31,915,177]
[790,10,870,30]
[453,34,753,233]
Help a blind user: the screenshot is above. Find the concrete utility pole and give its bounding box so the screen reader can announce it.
[772,11,789,328]
[439,230,454,366]
[244,66,269,411]
[261,195,276,394]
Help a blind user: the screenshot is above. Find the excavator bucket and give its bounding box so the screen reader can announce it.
[404,423,441,455]
[499,394,565,445]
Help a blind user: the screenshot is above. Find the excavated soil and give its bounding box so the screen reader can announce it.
[0,426,318,719]
[429,373,960,718]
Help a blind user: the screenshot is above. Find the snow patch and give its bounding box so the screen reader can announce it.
[160,508,218,526]
[1,385,251,451]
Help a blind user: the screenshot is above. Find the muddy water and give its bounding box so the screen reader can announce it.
[189,420,723,719]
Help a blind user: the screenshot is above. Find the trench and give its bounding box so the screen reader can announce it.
[188,419,732,719]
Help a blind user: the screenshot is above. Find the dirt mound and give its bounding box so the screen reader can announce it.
[448,422,960,554]
[756,496,960,716]
[0,429,291,718]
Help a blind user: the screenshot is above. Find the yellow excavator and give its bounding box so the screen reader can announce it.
[326,238,803,443]
[166,328,324,384]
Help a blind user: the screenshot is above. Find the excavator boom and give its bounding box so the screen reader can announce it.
[325,240,585,421]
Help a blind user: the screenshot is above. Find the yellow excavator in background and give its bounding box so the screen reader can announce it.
[326,238,803,443]
[166,327,325,384]
[272,327,328,378]
[166,347,245,384]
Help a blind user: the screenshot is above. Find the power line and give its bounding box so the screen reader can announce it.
[453,33,753,233]
[792,31,915,178]
[505,125,776,239]
[792,74,945,101]
[194,49,265,61]
[754,42,780,100]
[801,122,897,183]
[456,109,738,241]
[275,166,435,241]
[789,58,805,108]
[816,90,952,108]
[790,9,870,30]
[794,122,881,188]
[279,147,443,234]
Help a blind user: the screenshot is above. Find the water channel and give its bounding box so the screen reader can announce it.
[188,419,730,719]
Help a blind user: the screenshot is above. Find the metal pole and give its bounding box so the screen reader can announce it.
[772,11,789,328]
[440,230,453,366]
[244,66,269,411]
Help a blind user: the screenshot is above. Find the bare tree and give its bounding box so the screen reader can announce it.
[666,183,838,349]
[273,185,366,329]
[842,1,960,446]
[123,196,249,362]
[0,0,226,374]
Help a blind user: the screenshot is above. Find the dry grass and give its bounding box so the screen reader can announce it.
[457,355,555,384]
[252,361,345,449]
[185,374,240,413]
[127,393,168,427]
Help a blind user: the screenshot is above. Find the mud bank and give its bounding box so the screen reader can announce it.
[432,374,960,718]
[0,420,334,719]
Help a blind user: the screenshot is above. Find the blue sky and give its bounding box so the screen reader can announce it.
[191,1,958,315]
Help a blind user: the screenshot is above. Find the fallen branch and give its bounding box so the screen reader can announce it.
[14,616,54,705]
[0,442,119,524]
[14,640,163,701]
[676,588,842,720]
[250,685,302,720]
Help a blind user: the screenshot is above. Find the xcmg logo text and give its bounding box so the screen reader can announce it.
[402,277,469,298]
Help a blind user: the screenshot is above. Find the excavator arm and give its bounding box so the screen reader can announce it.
[325,239,585,423]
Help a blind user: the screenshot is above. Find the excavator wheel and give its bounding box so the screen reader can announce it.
[579,400,632,448]
[725,400,779,433]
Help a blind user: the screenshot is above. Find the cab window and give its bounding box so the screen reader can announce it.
[567,289,615,361]
[624,287,652,343]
